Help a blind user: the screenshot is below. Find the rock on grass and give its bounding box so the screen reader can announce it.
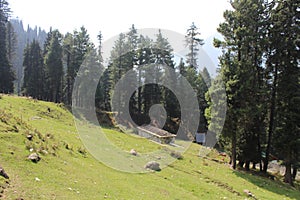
[28,153,41,163]
[0,165,9,179]
[144,161,161,171]
[130,149,137,156]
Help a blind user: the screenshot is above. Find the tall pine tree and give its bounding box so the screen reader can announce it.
[44,30,64,102]
[268,0,300,186]
[0,0,14,93]
[22,40,44,99]
[214,0,269,169]
[185,22,204,69]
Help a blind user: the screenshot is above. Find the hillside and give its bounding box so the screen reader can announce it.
[0,95,299,200]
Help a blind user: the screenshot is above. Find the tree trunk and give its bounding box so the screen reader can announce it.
[231,132,237,169]
[292,166,297,180]
[257,133,263,172]
[137,68,142,116]
[284,153,294,186]
[245,161,250,171]
[264,65,278,173]
[239,161,244,168]
[252,162,256,170]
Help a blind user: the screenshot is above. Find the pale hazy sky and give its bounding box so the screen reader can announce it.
[9,0,231,42]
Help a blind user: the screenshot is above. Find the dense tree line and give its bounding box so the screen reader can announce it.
[10,19,47,95]
[22,27,94,103]
[95,25,209,134]
[208,0,299,186]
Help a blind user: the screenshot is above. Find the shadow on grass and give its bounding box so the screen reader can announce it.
[233,169,300,199]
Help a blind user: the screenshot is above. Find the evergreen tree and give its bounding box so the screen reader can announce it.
[74,47,102,109]
[44,30,64,102]
[98,67,112,111]
[126,25,139,116]
[126,24,138,61]
[197,70,210,133]
[95,31,110,111]
[62,26,93,105]
[43,27,53,55]
[9,19,25,95]
[136,35,153,116]
[63,32,75,105]
[109,33,131,112]
[22,40,44,99]
[185,22,204,69]
[153,29,174,110]
[201,67,211,88]
[73,26,94,68]
[142,30,175,123]
[205,73,227,144]
[0,0,14,93]
[268,0,300,186]
[10,19,47,95]
[214,0,269,169]
[6,21,16,65]
[184,23,209,133]
[97,31,103,63]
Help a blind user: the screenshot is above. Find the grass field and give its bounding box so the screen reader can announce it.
[0,95,299,199]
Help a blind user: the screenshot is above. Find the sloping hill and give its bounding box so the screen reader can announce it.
[0,95,299,199]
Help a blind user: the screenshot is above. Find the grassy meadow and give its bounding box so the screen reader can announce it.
[0,95,299,199]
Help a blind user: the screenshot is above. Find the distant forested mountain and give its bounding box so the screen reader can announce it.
[9,19,47,94]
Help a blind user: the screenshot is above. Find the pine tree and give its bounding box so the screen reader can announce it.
[153,29,174,109]
[214,0,269,169]
[74,47,102,109]
[95,31,110,111]
[185,22,204,69]
[44,30,64,102]
[126,25,139,116]
[142,30,175,121]
[184,23,209,134]
[0,0,14,93]
[22,40,44,99]
[110,33,132,111]
[6,21,16,65]
[63,32,75,105]
[136,35,152,116]
[268,0,300,186]
[201,67,211,88]
[197,70,210,133]
[63,26,93,105]
[205,72,228,154]
[97,31,103,63]
[10,19,47,95]
[110,33,127,85]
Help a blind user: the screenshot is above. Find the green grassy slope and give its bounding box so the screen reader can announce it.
[0,95,299,200]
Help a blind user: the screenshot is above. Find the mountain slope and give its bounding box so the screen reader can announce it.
[0,95,299,199]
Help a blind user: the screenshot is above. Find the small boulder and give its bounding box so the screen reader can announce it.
[0,166,9,179]
[144,161,161,171]
[28,153,41,163]
[170,151,183,159]
[26,134,33,141]
[130,149,137,156]
[243,189,254,197]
